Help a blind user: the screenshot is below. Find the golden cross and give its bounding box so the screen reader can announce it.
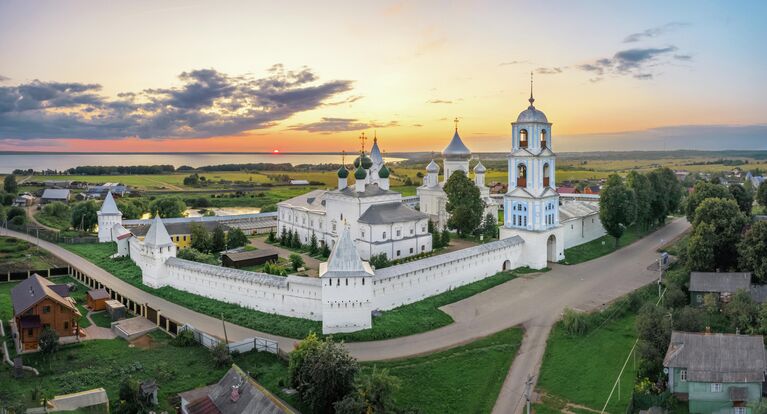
[453,117,459,131]
[359,132,367,153]
[341,150,346,166]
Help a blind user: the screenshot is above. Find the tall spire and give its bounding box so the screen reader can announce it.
[373,130,377,144]
[529,71,535,107]
[454,117,459,132]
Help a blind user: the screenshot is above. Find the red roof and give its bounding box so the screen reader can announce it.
[557,187,577,194]
[186,396,222,414]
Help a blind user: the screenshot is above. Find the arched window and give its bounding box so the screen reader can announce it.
[517,163,527,187]
[543,163,550,187]
[540,129,547,148]
[520,129,528,148]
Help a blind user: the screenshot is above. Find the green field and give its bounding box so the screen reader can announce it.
[89,311,113,328]
[0,236,65,273]
[34,211,71,230]
[561,223,661,265]
[364,327,523,414]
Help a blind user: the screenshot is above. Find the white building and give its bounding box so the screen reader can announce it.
[277,136,432,261]
[417,125,499,229]
[97,191,122,242]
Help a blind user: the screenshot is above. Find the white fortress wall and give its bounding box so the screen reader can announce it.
[371,236,525,310]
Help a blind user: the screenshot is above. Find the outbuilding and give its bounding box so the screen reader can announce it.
[41,189,71,204]
[221,249,279,268]
[86,288,110,311]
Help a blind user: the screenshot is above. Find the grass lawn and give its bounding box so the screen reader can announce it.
[34,211,71,231]
[0,330,301,412]
[363,327,523,414]
[89,311,113,328]
[0,236,65,273]
[561,223,660,265]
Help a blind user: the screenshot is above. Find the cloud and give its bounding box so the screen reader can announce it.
[674,54,693,61]
[0,66,354,140]
[0,75,9,83]
[577,47,679,80]
[427,99,453,104]
[535,67,564,75]
[623,22,689,43]
[412,123,423,127]
[499,60,530,66]
[325,95,364,106]
[287,117,398,133]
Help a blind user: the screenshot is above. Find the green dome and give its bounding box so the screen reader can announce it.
[354,165,367,180]
[354,154,373,169]
[378,165,390,178]
[337,166,349,178]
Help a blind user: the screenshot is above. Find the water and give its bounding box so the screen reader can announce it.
[0,153,405,174]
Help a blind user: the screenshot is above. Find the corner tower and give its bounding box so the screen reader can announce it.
[500,76,563,268]
[97,191,122,242]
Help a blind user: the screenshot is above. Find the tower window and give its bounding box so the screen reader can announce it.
[517,164,527,187]
[543,163,550,187]
[540,129,547,148]
[520,129,528,148]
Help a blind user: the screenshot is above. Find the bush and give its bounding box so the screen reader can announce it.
[9,215,26,225]
[289,253,305,271]
[211,342,232,368]
[562,308,589,336]
[171,329,198,347]
[7,206,25,222]
[369,253,391,270]
[39,326,59,354]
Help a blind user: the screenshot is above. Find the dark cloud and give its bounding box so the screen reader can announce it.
[535,67,564,75]
[427,99,453,104]
[325,95,364,106]
[674,54,693,61]
[0,75,10,83]
[577,47,678,80]
[0,66,354,140]
[499,60,530,66]
[412,123,423,127]
[623,22,689,43]
[287,117,398,133]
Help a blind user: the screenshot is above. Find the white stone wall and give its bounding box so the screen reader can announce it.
[97,212,121,242]
[321,275,373,333]
[561,214,606,249]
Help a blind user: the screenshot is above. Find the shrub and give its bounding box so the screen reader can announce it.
[562,308,589,336]
[211,342,232,368]
[39,327,59,354]
[171,329,198,347]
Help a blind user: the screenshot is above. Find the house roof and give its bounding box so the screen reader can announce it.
[222,249,279,262]
[689,272,751,293]
[358,202,429,225]
[11,274,78,317]
[276,189,327,213]
[337,183,398,198]
[41,189,70,200]
[88,288,110,300]
[166,257,287,288]
[185,365,295,414]
[49,284,71,298]
[129,220,227,238]
[750,285,767,304]
[663,331,766,383]
[559,201,600,222]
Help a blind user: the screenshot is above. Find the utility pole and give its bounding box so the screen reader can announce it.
[221,312,229,344]
[525,374,534,414]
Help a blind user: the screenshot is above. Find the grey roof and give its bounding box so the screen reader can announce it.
[41,189,70,200]
[473,160,486,173]
[559,201,599,221]
[122,212,277,226]
[375,235,525,281]
[11,274,76,317]
[689,272,751,293]
[166,257,288,288]
[322,227,372,278]
[276,189,327,213]
[426,159,440,173]
[442,130,471,159]
[222,249,279,262]
[130,220,229,237]
[338,183,397,198]
[99,191,121,215]
[664,331,766,383]
[358,202,429,225]
[751,285,767,304]
[190,365,295,414]
[143,215,174,247]
[88,288,110,300]
[516,105,549,123]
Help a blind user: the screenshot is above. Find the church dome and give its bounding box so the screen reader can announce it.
[354,165,367,180]
[516,106,548,123]
[378,165,390,178]
[354,154,373,169]
[426,159,440,173]
[337,166,349,178]
[442,130,471,160]
[473,161,486,174]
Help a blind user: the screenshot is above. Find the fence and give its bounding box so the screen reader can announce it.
[1,266,71,282]
[5,222,98,244]
[177,324,280,356]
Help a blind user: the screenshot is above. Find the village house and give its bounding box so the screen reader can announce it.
[664,331,766,413]
[40,189,71,204]
[128,221,230,250]
[86,288,110,311]
[11,275,81,352]
[689,272,752,306]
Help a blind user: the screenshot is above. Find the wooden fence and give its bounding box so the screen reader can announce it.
[177,324,280,356]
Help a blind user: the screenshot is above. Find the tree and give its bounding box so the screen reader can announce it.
[724,290,759,334]
[116,199,145,220]
[432,229,442,249]
[672,307,706,332]
[290,253,305,271]
[730,184,753,215]
[687,198,746,271]
[758,182,767,208]
[626,171,653,230]
[685,181,732,222]
[190,223,211,252]
[42,201,70,220]
[659,167,683,215]
[635,303,671,377]
[280,227,289,245]
[320,243,331,257]
[114,379,147,414]
[267,229,276,243]
[210,226,227,252]
[481,213,498,240]
[291,230,301,249]
[289,334,359,413]
[441,228,451,246]
[3,174,17,194]
[309,232,319,255]
[599,174,637,246]
[443,170,484,236]
[335,367,402,414]
[177,248,218,265]
[226,227,248,249]
[758,303,767,335]
[7,206,26,223]
[70,201,98,232]
[211,342,232,368]
[149,196,186,218]
[738,221,767,283]
[369,253,391,269]
[39,326,59,354]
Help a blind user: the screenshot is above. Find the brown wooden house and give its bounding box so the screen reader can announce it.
[11,274,81,352]
[87,288,110,311]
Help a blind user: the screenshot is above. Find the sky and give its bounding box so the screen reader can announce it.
[0,0,766,153]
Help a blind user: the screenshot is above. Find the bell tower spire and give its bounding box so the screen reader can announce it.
[529,71,535,107]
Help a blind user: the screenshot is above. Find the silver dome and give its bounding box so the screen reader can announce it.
[516,105,548,123]
[426,159,440,173]
[473,160,486,173]
[442,130,471,159]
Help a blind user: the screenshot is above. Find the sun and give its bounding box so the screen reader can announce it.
[272,149,280,153]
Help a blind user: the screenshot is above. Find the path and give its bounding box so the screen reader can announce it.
[82,311,116,340]
[25,205,60,233]
[249,237,321,277]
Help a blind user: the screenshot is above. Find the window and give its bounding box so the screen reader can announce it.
[382,232,387,239]
[396,250,401,257]
[410,229,414,235]
[361,230,365,238]
[183,235,187,241]
[345,279,348,286]
[520,129,528,148]
[710,383,722,392]
[735,408,746,414]
[64,321,69,330]
[396,229,401,237]
[42,305,51,314]
[422,245,425,251]
[680,369,687,382]
[409,248,414,254]
[27,328,34,336]
[421,226,426,232]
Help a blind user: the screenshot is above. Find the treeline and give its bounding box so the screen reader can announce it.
[196,162,342,172]
[66,165,175,175]
[684,158,748,166]
[50,162,346,175]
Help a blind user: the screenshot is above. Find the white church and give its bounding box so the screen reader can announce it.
[95,81,605,334]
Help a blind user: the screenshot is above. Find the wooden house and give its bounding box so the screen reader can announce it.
[11,274,80,352]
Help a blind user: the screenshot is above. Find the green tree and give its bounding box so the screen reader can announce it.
[289,332,322,389]
[441,228,451,246]
[738,221,767,283]
[3,174,18,194]
[685,181,732,222]
[116,199,145,220]
[758,182,767,208]
[280,227,289,245]
[320,243,331,257]
[289,253,305,271]
[369,253,391,269]
[177,248,218,264]
[149,196,186,218]
[482,213,498,239]
[226,227,248,249]
[309,232,319,255]
[599,174,637,246]
[635,303,671,377]
[431,229,442,248]
[267,229,276,243]
[190,223,211,252]
[291,230,301,249]
[70,201,98,232]
[723,290,759,334]
[210,226,227,252]
[443,170,484,236]
[114,378,149,414]
[758,303,767,335]
[659,167,683,215]
[42,201,70,219]
[672,306,706,332]
[626,171,653,230]
[335,367,402,414]
[687,198,746,271]
[730,184,753,215]
[211,342,232,368]
[39,326,59,354]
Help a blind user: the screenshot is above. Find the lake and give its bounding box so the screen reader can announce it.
[0,153,405,174]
